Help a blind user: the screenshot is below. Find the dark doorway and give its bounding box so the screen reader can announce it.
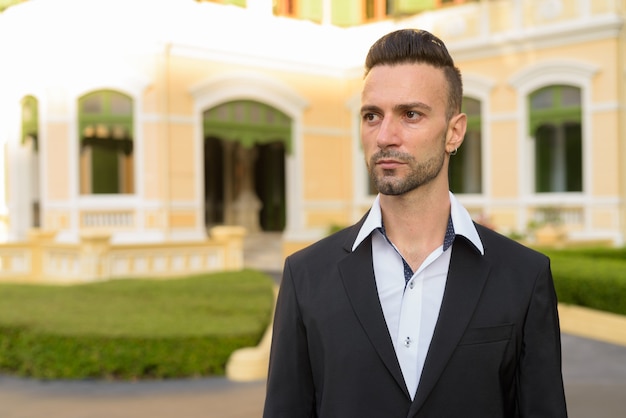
[203,137,286,232]
[255,141,286,231]
[204,136,225,226]
[203,100,290,232]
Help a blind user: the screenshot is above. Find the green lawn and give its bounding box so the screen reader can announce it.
[0,269,275,380]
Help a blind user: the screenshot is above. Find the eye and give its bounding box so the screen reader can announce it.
[362,113,380,123]
[406,110,421,120]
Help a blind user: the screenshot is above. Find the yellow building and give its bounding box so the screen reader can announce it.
[0,0,624,281]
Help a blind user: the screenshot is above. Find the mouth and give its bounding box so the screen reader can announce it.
[375,158,405,170]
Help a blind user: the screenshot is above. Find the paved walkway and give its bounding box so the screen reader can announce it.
[1,234,625,417]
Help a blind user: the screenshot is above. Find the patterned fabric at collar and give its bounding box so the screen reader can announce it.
[377,216,455,252]
[352,192,484,255]
[376,216,455,282]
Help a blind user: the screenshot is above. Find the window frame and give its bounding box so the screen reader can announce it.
[529,84,583,194]
[77,89,135,195]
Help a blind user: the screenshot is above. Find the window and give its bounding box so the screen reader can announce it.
[449,97,482,194]
[364,0,391,21]
[21,95,41,227]
[274,0,392,25]
[21,95,39,151]
[274,0,298,17]
[394,0,478,15]
[78,90,134,194]
[529,85,582,193]
[196,0,246,7]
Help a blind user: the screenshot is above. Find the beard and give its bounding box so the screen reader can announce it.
[368,148,445,196]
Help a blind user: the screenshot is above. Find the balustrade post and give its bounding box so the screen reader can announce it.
[27,228,57,281]
[210,225,246,270]
[79,232,112,281]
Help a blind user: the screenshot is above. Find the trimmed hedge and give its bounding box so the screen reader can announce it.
[541,248,626,316]
[0,327,257,380]
[0,270,275,380]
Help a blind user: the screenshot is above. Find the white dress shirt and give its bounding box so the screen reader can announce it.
[352,192,484,399]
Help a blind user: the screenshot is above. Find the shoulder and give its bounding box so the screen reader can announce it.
[280,224,362,293]
[475,223,549,267]
[287,224,358,267]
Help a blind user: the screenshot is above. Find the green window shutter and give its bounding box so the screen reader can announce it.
[221,0,246,7]
[300,0,323,22]
[535,124,556,193]
[331,0,360,26]
[394,0,435,15]
[565,123,583,192]
[91,145,120,194]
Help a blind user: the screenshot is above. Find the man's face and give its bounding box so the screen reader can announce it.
[360,63,454,196]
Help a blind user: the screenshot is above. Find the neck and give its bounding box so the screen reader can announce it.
[378,185,451,270]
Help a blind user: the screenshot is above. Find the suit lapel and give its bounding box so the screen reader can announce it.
[338,236,410,397]
[409,238,491,416]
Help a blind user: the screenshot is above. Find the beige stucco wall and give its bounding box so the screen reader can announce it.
[302,133,352,201]
[591,111,620,196]
[45,123,70,200]
[490,120,520,199]
[141,121,166,201]
[168,123,196,201]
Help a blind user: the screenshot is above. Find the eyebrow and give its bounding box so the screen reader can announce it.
[360,102,433,114]
[394,102,432,113]
[360,104,381,114]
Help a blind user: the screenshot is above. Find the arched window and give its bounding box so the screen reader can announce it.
[529,85,582,193]
[21,95,41,227]
[21,95,39,151]
[449,97,482,194]
[203,100,291,150]
[78,90,134,194]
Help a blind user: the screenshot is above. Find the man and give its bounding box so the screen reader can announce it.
[264,29,567,417]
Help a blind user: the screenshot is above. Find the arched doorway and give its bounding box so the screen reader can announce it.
[203,100,289,233]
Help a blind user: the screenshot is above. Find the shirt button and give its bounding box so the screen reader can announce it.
[409,281,415,289]
[404,337,412,348]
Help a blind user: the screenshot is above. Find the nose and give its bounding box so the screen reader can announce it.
[375,117,401,149]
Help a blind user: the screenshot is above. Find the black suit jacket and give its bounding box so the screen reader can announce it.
[263,220,568,417]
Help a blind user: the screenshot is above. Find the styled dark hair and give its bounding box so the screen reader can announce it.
[364,29,463,120]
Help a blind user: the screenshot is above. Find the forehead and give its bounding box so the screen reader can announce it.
[361,63,448,109]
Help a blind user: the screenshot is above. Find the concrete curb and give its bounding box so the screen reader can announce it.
[559,304,626,347]
[225,286,278,381]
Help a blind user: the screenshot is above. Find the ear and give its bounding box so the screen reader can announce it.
[446,113,467,155]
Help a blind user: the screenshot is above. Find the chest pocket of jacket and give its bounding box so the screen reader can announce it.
[458,324,513,346]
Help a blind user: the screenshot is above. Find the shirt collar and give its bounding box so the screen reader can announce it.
[352,192,484,255]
